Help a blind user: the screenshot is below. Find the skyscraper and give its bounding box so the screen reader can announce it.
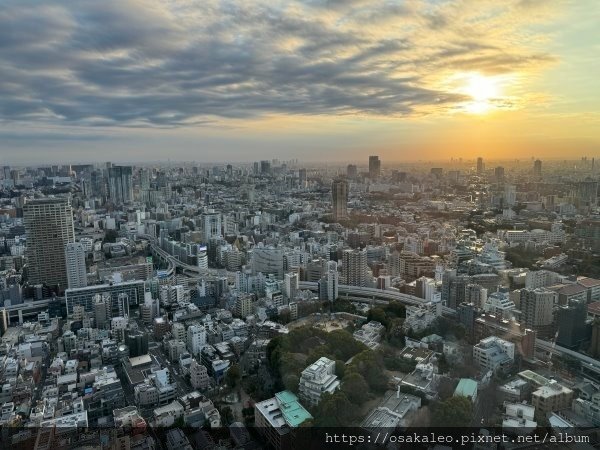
[331,179,348,221]
[319,261,339,301]
[24,198,75,290]
[368,155,381,179]
[576,179,598,209]
[65,242,87,289]
[494,166,505,183]
[346,164,357,178]
[108,166,133,204]
[284,272,299,301]
[477,157,484,174]
[520,288,556,338]
[533,159,542,178]
[202,211,222,242]
[298,168,307,187]
[504,184,517,207]
[342,249,369,287]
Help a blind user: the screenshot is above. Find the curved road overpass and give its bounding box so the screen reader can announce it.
[134,233,600,380]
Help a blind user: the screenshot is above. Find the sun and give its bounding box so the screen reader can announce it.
[461,73,502,114]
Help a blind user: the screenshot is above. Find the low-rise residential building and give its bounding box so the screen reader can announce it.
[255,391,313,450]
[361,389,421,433]
[472,336,515,373]
[502,402,537,433]
[531,381,574,415]
[353,321,385,349]
[298,357,340,406]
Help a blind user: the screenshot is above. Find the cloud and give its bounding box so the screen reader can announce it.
[0,0,562,128]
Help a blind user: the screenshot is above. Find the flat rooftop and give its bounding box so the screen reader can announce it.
[275,391,313,428]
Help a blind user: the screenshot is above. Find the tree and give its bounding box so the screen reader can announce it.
[367,307,388,327]
[386,318,406,348]
[341,372,369,405]
[278,309,291,324]
[335,360,346,379]
[347,350,388,393]
[325,329,367,361]
[306,345,334,366]
[431,396,473,427]
[220,406,235,425]
[226,364,241,389]
[283,373,300,393]
[314,392,357,427]
[384,302,406,319]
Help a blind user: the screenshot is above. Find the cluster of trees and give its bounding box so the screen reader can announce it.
[405,316,466,342]
[312,349,389,426]
[431,396,473,427]
[266,326,394,427]
[267,326,369,394]
[505,245,541,269]
[366,304,407,348]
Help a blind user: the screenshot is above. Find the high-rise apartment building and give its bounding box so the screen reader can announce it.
[234,294,255,318]
[298,168,307,187]
[342,249,369,287]
[347,164,357,178]
[477,157,484,174]
[533,159,542,178]
[319,261,339,301]
[331,179,348,221]
[576,179,599,209]
[494,166,505,183]
[65,242,87,289]
[283,272,299,301]
[202,211,221,243]
[520,288,556,338]
[24,198,75,290]
[368,155,381,179]
[108,166,133,204]
[504,184,517,207]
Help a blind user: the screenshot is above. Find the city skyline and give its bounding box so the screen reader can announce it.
[0,0,599,163]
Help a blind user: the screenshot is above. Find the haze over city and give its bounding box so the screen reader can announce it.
[1,0,599,163]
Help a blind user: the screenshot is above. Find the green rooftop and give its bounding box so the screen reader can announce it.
[518,370,550,387]
[454,378,478,399]
[275,390,313,427]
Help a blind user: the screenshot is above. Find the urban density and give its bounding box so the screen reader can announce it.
[0,157,599,448]
[1,0,599,448]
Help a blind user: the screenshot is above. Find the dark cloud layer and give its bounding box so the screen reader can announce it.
[0,0,556,128]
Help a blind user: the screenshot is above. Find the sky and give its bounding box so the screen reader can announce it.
[0,0,599,164]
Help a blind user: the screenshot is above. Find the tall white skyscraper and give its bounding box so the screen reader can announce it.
[24,198,75,290]
[319,261,339,301]
[284,272,299,301]
[65,242,87,289]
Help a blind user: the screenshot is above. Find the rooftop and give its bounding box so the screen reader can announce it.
[129,354,152,367]
[454,379,478,398]
[577,277,600,288]
[518,370,550,388]
[275,391,313,428]
[588,301,600,317]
